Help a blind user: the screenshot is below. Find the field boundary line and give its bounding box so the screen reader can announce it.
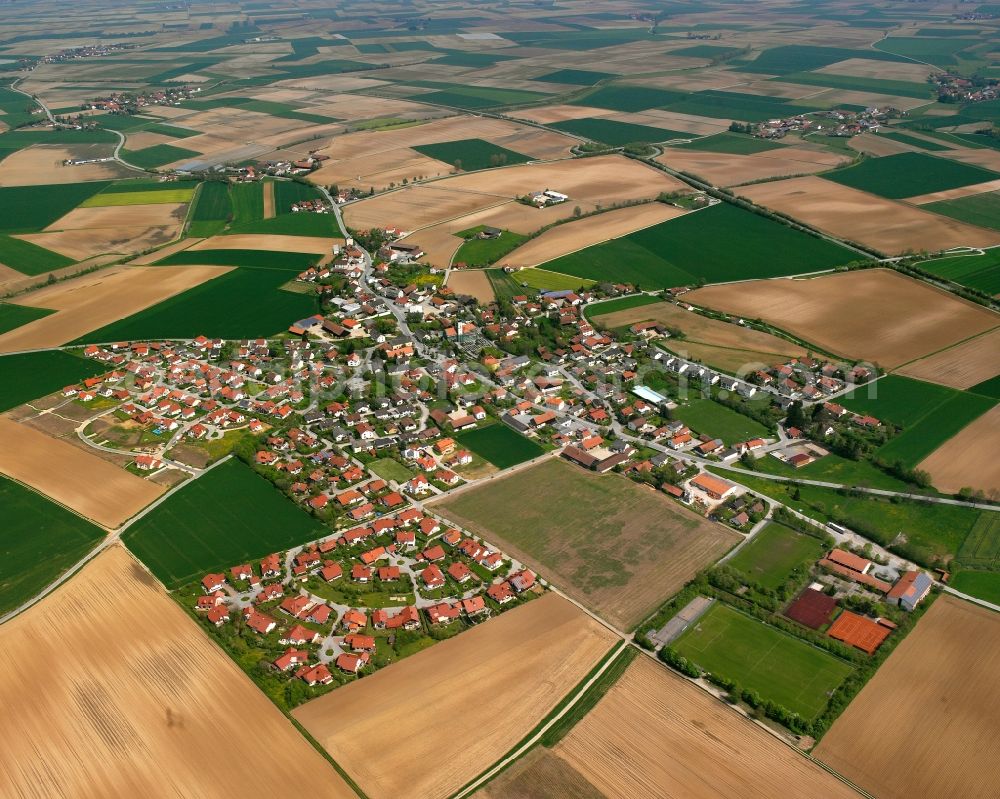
[943,585,1000,614]
[450,639,630,799]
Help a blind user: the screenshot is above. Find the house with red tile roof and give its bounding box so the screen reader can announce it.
[336,652,370,674]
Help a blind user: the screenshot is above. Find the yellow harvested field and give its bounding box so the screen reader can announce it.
[815,595,1000,799]
[548,657,859,799]
[896,327,1000,389]
[917,405,1000,494]
[849,132,912,158]
[658,147,849,187]
[0,144,128,186]
[593,300,807,358]
[906,178,1000,205]
[0,545,355,799]
[293,593,617,799]
[447,269,495,303]
[190,233,339,253]
[688,269,1000,368]
[0,417,164,529]
[738,176,1000,253]
[0,265,228,353]
[502,204,687,268]
[45,202,188,232]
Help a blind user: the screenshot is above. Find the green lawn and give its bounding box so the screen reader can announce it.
[452,227,528,267]
[541,202,855,286]
[0,476,105,615]
[0,350,105,412]
[673,397,770,445]
[412,138,531,171]
[917,248,1000,295]
[0,235,74,275]
[0,301,53,334]
[454,423,545,469]
[368,457,415,483]
[950,570,1000,604]
[0,182,111,233]
[122,144,200,170]
[823,152,1000,199]
[672,602,853,720]
[550,117,690,146]
[122,459,323,588]
[727,522,825,590]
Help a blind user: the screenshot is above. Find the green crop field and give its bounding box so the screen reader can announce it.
[969,374,1000,399]
[878,131,951,151]
[533,69,615,86]
[957,513,1000,570]
[776,72,935,100]
[917,248,1000,295]
[672,602,853,720]
[719,470,983,565]
[73,264,317,342]
[570,85,687,112]
[841,374,957,428]
[81,187,196,206]
[879,391,996,467]
[230,181,264,226]
[515,268,595,291]
[407,84,549,110]
[122,459,323,588]
[874,36,976,66]
[727,522,825,590]
[549,117,690,145]
[230,212,343,238]
[671,132,785,154]
[0,350,105,412]
[664,90,815,122]
[188,180,232,237]
[413,138,531,171]
[673,397,770,445]
[454,422,545,469]
[0,235,74,275]
[452,227,528,267]
[122,143,200,170]
[0,302,53,334]
[0,476,104,615]
[823,152,1000,199]
[588,293,663,317]
[924,191,1000,232]
[0,181,110,233]
[734,44,908,75]
[368,458,415,483]
[156,248,316,270]
[950,570,1000,604]
[541,202,854,287]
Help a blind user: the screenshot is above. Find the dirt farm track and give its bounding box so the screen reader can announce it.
[815,595,1000,799]
[0,545,355,799]
[293,592,617,799]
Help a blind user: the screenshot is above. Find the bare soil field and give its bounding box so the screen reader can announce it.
[262,179,275,219]
[0,144,129,186]
[815,595,1000,799]
[17,223,182,261]
[917,405,1000,494]
[0,417,164,529]
[190,233,339,253]
[130,237,200,264]
[906,178,1000,205]
[543,657,860,799]
[939,146,1000,173]
[432,458,739,630]
[476,746,608,799]
[738,176,1000,253]
[45,202,187,232]
[344,184,509,232]
[502,204,688,268]
[897,327,1000,389]
[849,132,913,158]
[629,108,731,134]
[658,148,848,187]
[0,545,354,799]
[688,269,1000,368]
[0,265,228,353]
[593,301,807,359]
[447,269,495,303]
[293,592,617,799]
[309,147,454,192]
[303,93,437,119]
[514,104,616,124]
[122,130,179,151]
[816,58,935,82]
[671,341,806,373]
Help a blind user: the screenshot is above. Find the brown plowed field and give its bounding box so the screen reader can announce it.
[689,269,1000,368]
[476,747,608,799]
[658,148,848,187]
[0,265,228,353]
[0,144,129,186]
[815,595,1000,799]
[129,237,200,264]
[44,202,187,232]
[548,657,859,799]
[0,417,164,529]
[514,104,616,124]
[190,233,338,253]
[262,179,275,218]
[815,57,934,81]
[917,405,1000,494]
[447,270,495,303]
[0,545,354,799]
[906,178,1000,205]
[432,458,739,630]
[739,176,1000,253]
[897,327,1000,389]
[502,204,687,268]
[293,593,617,799]
[16,224,182,261]
[309,147,455,192]
[344,184,509,232]
[592,301,807,359]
